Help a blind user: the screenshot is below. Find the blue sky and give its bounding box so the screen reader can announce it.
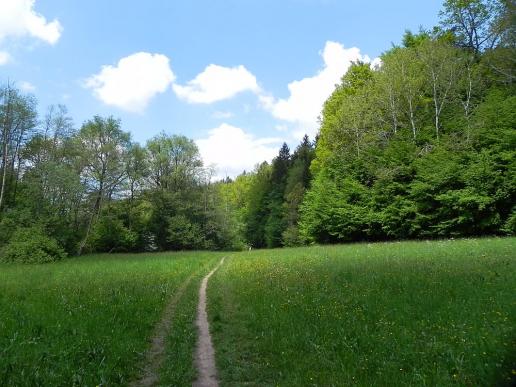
[1,0,442,177]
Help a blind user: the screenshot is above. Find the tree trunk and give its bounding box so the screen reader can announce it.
[0,86,11,211]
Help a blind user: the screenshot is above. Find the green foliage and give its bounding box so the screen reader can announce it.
[502,208,516,234]
[1,96,243,256]
[244,162,272,248]
[0,226,67,263]
[87,213,138,253]
[146,132,203,191]
[167,214,204,250]
[300,172,370,243]
[439,0,504,52]
[402,29,431,48]
[1,0,514,254]
[299,12,515,245]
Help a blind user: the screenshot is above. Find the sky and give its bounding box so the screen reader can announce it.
[0,0,442,178]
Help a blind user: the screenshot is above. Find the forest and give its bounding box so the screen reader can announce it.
[0,0,514,262]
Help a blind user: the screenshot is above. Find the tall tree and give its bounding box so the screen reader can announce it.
[146,133,202,191]
[76,116,130,254]
[282,135,315,246]
[244,162,272,248]
[380,46,426,140]
[0,84,37,211]
[264,143,291,247]
[439,0,504,53]
[418,40,462,140]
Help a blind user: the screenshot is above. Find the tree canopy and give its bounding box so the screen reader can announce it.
[0,0,514,262]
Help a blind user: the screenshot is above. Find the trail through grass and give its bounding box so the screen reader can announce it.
[2,239,514,386]
[209,238,516,386]
[0,251,223,386]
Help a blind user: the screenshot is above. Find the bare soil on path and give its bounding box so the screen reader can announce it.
[193,257,226,387]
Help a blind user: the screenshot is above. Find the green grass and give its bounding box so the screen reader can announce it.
[160,263,208,385]
[2,238,515,386]
[0,251,222,386]
[209,238,516,386]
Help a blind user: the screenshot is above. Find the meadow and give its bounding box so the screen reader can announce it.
[209,238,516,386]
[1,238,514,386]
[0,251,223,386]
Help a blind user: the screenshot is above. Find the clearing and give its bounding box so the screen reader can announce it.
[1,238,514,386]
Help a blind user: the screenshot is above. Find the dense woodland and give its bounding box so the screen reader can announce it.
[1,0,514,262]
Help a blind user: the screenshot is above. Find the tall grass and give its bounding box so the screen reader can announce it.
[209,238,516,386]
[0,251,220,386]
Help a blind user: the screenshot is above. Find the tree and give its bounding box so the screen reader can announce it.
[244,162,272,248]
[264,143,291,247]
[282,135,315,246]
[0,84,37,211]
[125,143,148,201]
[76,116,131,254]
[439,0,505,53]
[380,46,426,140]
[418,40,462,140]
[146,133,203,191]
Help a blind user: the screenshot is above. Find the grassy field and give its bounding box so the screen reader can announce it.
[209,238,516,386]
[0,251,223,386]
[1,238,514,386]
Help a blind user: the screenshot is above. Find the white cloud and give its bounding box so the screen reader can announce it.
[196,123,283,179]
[19,81,35,92]
[263,41,376,139]
[0,0,62,45]
[274,124,290,132]
[85,52,175,113]
[173,64,259,104]
[0,51,11,65]
[371,57,382,69]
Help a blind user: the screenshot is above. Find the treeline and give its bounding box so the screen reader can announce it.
[0,100,243,262]
[219,136,315,248]
[223,0,515,246]
[1,0,514,262]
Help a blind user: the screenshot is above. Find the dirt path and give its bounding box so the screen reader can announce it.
[193,257,226,387]
[130,271,196,387]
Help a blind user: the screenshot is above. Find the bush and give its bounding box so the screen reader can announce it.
[282,225,303,247]
[0,227,67,263]
[87,215,137,253]
[167,214,204,250]
[502,209,516,235]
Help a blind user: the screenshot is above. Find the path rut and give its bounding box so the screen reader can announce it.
[193,257,226,387]
[130,272,196,387]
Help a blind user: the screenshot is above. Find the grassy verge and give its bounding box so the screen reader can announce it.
[209,238,516,386]
[0,251,216,386]
[159,254,224,385]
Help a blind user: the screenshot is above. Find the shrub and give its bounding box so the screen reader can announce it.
[0,227,67,263]
[87,215,137,253]
[502,209,516,235]
[167,214,204,250]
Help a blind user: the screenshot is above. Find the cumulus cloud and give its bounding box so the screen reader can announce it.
[0,51,11,65]
[263,41,376,138]
[371,57,382,69]
[173,64,259,104]
[0,0,62,45]
[85,52,175,113]
[196,123,283,179]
